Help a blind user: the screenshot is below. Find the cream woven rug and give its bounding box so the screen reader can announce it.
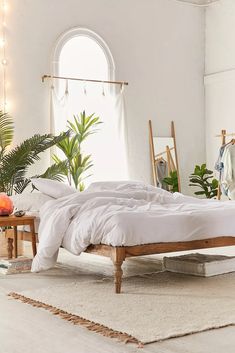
[9,271,235,345]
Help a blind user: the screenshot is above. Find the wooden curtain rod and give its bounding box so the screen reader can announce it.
[42,75,128,86]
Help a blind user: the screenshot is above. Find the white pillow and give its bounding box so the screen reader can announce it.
[31,178,76,199]
[87,181,144,192]
[10,192,53,212]
[86,180,171,195]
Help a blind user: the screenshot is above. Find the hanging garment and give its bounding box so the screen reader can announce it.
[156,159,169,190]
[215,144,229,196]
[221,143,235,200]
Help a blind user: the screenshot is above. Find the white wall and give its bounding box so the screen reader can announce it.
[205,0,235,171]
[7,0,205,193]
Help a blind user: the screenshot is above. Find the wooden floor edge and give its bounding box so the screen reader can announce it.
[7,292,143,347]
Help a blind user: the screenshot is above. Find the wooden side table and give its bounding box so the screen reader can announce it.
[0,215,36,259]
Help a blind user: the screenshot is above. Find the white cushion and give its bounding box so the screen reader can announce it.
[10,192,53,212]
[31,178,76,199]
[10,193,53,233]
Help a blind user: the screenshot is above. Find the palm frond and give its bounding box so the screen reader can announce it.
[67,111,102,145]
[13,178,31,194]
[38,160,68,181]
[70,153,93,188]
[56,135,78,159]
[0,132,68,195]
[0,111,14,156]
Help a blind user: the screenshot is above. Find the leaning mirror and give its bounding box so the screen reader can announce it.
[149,120,181,193]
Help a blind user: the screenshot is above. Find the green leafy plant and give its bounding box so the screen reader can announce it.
[189,164,218,199]
[0,110,68,195]
[162,170,179,193]
[54,111,101,191]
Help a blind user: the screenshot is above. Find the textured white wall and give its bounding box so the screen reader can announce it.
[205,0,235,171]
[6,0,205,193]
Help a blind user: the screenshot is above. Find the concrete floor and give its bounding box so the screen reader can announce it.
[1,248,235,353]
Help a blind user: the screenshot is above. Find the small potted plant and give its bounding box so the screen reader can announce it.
[189,164,218,199]
[162,170,179,193]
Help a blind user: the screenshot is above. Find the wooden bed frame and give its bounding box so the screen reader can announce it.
[5,230,235,293]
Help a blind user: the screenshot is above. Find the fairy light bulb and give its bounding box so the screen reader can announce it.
[2,1,8,12]
[0,38,5,47]
[4,100,11,110]
[2,58,7,65]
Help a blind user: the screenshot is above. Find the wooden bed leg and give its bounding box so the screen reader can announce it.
[7,238,13,259]
[111,248,125,294]
[114,261,123,294]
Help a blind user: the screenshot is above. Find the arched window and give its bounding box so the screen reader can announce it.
[59,36,109,81]
[51,28,128,185]
[53,27,115,86]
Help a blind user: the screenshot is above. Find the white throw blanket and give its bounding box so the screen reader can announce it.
[32,181,235,272]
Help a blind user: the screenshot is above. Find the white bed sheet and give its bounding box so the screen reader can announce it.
[31,181,235,272]
[16,211,40,233]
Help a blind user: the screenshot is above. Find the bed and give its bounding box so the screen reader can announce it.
[7,180,235,293]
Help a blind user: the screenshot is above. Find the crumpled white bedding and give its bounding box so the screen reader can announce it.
[10,192,53,233]
[32,181,235,272]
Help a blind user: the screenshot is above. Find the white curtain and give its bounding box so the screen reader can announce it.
[50,80,129,185]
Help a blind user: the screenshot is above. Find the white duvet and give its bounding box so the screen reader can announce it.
[32,181,235,272]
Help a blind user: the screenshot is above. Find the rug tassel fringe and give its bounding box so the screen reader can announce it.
[8,292,142,347]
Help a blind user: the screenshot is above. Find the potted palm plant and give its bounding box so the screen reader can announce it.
[53,111,101,191]
[0,111,68,195]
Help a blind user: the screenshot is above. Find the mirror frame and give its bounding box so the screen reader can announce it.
[149,120,181,192]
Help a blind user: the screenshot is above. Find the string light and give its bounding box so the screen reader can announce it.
[1,0,8,112]
[2,0,8,12]
[0,38,5,47]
